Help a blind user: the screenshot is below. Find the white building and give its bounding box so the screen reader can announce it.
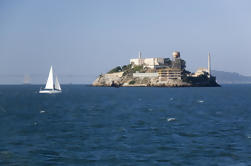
[130,51,165,69]
[192,68,209,77]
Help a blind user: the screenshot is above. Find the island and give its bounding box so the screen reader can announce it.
[93,51,220,87]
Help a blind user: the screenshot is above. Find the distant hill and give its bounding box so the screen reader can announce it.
[212,70,251,84]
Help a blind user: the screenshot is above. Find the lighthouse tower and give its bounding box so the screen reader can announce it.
[208,52,211,78]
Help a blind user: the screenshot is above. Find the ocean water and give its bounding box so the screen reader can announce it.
[0,85,251,166]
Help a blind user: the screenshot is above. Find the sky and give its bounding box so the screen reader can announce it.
[0,0,251,84]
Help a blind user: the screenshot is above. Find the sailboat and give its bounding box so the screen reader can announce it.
[39,66,62,94]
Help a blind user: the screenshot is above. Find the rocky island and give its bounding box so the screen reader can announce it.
[93,51,220,87]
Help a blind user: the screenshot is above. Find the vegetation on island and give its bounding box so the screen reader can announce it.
[108,66,122,73]
[108,64,144,74]
[129,80,136,84]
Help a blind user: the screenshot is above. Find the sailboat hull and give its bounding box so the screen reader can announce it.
[39,89,62,94]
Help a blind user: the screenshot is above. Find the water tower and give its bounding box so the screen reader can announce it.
[172,51,180,59]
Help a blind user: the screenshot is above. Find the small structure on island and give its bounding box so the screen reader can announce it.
[192,52,212,78]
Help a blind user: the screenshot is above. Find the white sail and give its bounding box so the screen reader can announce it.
[55,76,61,91]
[45,66,54,89]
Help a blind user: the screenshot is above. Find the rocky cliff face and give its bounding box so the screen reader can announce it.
[92,72,219,87]
[92,73,123,86]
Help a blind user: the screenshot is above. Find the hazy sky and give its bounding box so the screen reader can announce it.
[1,0,251,84]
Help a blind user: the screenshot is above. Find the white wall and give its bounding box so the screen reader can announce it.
[130,58,164,69]
[133,73,159,77]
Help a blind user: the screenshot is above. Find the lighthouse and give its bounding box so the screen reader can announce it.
[208,52,211,78]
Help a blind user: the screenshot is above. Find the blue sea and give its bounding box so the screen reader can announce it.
[0,85,251,166]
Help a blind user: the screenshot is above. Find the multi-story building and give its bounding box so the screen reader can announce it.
[130,51,165,69]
